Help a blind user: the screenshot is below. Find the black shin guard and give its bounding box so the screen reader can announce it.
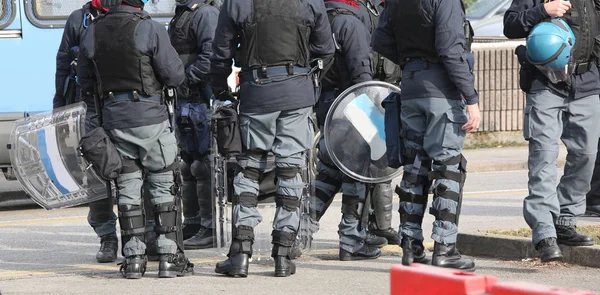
[118,204,146,257]
[370,183,393,230]
[154,199,184,253]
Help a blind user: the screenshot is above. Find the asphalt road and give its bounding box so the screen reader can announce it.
[1,169,600,294]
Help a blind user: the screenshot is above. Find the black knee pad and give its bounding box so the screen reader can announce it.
[275,166,302,179]
[179,161,193,181]
[234,192,258,207]
[275,194,299,211]
[190,157,211,180]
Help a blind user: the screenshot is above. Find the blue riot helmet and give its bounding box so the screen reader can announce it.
[526,18,575,70]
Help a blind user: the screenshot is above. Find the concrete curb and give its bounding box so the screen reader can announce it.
[466,161,565,172]
[457,232,600,268]
[462,145,567,172]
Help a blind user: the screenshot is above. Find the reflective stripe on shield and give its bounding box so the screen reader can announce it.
[9,102,109,210]
[323,81,403,183]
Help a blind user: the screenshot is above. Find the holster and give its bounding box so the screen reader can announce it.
[515,45,535,93]
[212,103,242,157]
[78,127,122,181]
[381,92,404,168]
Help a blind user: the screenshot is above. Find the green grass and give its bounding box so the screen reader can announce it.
[481,225,600,245]
[464,0,477,9]
[464,140,528,150]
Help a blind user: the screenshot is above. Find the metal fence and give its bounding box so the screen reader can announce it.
[472,38,526,132]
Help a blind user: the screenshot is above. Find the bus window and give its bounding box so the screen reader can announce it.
[0,0,18,30]
[26,0,177,28]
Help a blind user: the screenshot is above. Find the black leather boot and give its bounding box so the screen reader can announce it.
[556,225,594,246]
[215,239,252,277]
[366,232,388,248]
[272,245,296,277]
[183,226,215,250]
[401,235,430,266]
[431,242,475,272]
[215,253,250,277]
[585,205,600,217]
[339,243,381,261]
[119,255,147,279]
[159,252,195,278]
[182,224,202,241]
[96,234,118,263]
[535,237,563,262]
[369,225,400,245]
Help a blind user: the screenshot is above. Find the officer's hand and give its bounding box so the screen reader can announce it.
[544,0,572,17]
[69,46,79,58]
[462,104,481,133]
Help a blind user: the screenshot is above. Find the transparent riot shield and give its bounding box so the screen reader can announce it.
[323,80,403,183]
[213,101,316,261]
[8,102,109,210]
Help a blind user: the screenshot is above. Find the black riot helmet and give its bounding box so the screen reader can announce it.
[122,0,147,7]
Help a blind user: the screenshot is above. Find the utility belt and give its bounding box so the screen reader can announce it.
[104,91,162,104]
[321,86,340,94]
[573,62,592,75]
[401,59,445,71]
[239,64,311,84]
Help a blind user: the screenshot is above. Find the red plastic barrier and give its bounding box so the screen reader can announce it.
[390,264,498,295]
[489,282,600,295]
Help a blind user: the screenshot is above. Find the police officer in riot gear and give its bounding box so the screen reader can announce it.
[312,0,386,261]
[78,0,194,279]
[504,0,600,262]
[54,0,120,264]
[168,0,219,250]
[372,0,480,271]
[210,0,335,277]
[356,0,401,245]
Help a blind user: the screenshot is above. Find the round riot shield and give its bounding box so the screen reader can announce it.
[9,102,109,210]
[323,81,402,183]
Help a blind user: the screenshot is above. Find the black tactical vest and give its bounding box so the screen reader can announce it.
[168,2,213,67]
[560,0,600,64]
[357,0,402,82]
[321,8,356,92]
[93,11,162,97]
[237,0,311,69]
[392,0,441,66]
[358,0,378,36]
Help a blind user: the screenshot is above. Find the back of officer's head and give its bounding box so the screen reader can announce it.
[122,0,146,7]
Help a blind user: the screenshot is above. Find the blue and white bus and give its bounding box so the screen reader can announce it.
[0,0,239,206]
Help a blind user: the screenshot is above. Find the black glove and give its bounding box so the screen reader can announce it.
[178,78,192,98]
[69,46,80,59]
[214,87,236,102]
